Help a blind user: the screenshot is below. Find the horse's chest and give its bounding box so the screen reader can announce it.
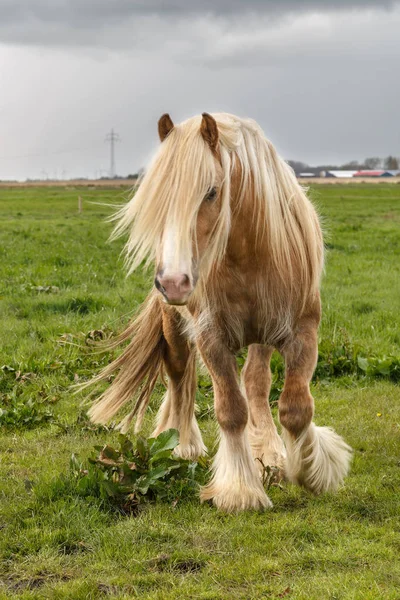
[213,291,274,349]
[186,273,292,350]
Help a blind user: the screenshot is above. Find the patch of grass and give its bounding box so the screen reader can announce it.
[1,184,400,599]
[0,393,54,429]
[357,354,400,381]
[352,301,375,315]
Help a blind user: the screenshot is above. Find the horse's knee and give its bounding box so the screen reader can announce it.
[278,385,314,437]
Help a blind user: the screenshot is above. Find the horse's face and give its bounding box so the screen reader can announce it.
[155,113,222,306]
[155,184,222,305]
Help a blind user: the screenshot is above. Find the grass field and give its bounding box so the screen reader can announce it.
[0,184,399,599]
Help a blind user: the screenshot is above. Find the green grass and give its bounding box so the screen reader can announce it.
[0,184,399,599]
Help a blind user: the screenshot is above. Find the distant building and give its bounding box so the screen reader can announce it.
[296,168,400,180]
[381,170,400,177]
[353,170,385,177]
[326,170,358,178]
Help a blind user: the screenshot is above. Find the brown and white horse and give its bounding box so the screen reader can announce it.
[88,112,352,512]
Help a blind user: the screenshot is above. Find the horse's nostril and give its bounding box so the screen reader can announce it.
[154,277,165,293]
[180,274,191,290]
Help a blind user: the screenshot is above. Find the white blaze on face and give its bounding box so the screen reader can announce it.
[161,223,191,281]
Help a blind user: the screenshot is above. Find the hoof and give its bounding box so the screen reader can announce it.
[200,480,272,513]
[283,424,352,494]
[173,441,207,461]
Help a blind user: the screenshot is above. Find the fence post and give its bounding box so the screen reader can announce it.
[78,196,82,214]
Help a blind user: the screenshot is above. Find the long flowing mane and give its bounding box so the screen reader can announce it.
[112,112,322,300]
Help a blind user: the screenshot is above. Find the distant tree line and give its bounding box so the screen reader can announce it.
[288,156,400,175]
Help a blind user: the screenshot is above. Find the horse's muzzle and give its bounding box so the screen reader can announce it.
[154,272,193,305]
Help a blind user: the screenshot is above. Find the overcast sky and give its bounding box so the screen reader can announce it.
[1,0,399,180]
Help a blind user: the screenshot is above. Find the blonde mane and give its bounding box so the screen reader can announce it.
[112,112,323,299]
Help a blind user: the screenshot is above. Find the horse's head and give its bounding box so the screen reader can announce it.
[154,113,227,305]
[113,113,233,305]
[114,111,322,312]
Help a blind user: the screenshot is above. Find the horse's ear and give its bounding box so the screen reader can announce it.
[200,113,218,151]
[158,114,174,142]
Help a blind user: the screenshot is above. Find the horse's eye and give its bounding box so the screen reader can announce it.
[205,187,217,202]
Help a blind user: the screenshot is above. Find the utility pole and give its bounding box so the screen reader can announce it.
[105,128,120,178]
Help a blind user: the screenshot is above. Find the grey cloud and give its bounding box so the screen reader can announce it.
[0,0,398,47]
[182,9,400,68]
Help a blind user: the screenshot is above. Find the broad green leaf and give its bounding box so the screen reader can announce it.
[149,429,179,456]
[100,445,120,461]
[376,359,392,376]
[144,465,171,482]
[118,434,133,455]
[357,357,369,372]
[101,479,120,498]
[136,436,148,459]
[150,449,178,464]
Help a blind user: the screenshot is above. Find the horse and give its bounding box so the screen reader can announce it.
[88,112,352,512]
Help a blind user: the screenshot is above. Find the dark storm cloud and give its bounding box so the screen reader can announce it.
[0,0,398,47]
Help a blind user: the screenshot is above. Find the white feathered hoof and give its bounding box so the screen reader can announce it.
[173,440,207,461]
[200,478,272,513]
[152,401,207,461]
[250,438,287,481]
[283,423,352,495]
[200,430,273,512]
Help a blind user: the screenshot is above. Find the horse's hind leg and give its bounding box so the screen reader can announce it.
[152,304,206,460]
[278,299,352,494]
[199,337,271,512]
[241,344,285,474]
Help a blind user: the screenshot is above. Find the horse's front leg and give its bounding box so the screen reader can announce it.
[198,337,271,512]
[152,304,206,460]
[242,344,286,475]
[278,302,352,494]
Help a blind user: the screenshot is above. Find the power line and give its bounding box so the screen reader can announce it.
[105,129,120,178]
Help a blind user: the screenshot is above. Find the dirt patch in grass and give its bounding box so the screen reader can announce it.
[147,553,205,574]
[5,573,72,592]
